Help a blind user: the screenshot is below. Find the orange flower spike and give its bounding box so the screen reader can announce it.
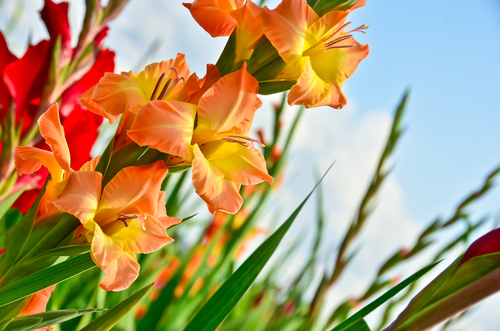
[262,0,369,109]
[79,53,193,124]
[183,0,245,37]
[49,161,180,291]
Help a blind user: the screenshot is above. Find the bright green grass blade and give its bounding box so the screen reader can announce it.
[5,309,103,331]
[80,283,154,331]
[0,254,96,307]
[331,261,441,331]
[0,189,24,220]
[183,163,335,331]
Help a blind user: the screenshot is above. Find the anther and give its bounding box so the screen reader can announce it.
[150,72,166,101]
[324,34,354,48]
[158,78,172,100]
[169,67,179,79]
[348,24,369,34]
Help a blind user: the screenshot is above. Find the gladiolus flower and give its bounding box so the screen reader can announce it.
[262,0,369,108]
[49,161,180,291]
[128,63,273,214]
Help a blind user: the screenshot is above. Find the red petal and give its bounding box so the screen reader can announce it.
[0,32,16,118]
[460,228,500,266]
[40,0,72,60]
[60,49,115,117]
[95,27,109,47]
[3,40,51,121]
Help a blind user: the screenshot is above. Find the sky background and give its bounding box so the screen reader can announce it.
[1,0,500,329]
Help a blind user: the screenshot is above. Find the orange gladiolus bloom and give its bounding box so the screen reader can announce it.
[262,0,369,108]
[184,1,263,62]
[128,64,273,214]
[14,104,73,219]
[49,161,180,291]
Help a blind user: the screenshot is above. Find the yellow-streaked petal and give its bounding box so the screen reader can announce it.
[99,251,139,291]
[88,221,123,268]
[262,0,318,63]
[192,144,243,214]
[194,63,261,142]
[92,72,147,115]
[96,161,168,224]
[305,10,349,51]
[110,214,174,254]
[288,57,332,108]
[14,147,63,181]
[38,104,71,173]
[128,100,197,159]
[230,1,263,62]
[79,155,101,171]
[78,86,121,124]
[48,171,102,224]
[205,141,274,185]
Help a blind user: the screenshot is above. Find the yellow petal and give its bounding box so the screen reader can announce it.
[79,155,101,171]
[194,63,261,142]
[38,104,71,173]
[288,57,332,108]
[127,100,197,159]
[48,171,102,224]
[89,221,123,268]
[192,144,243,214]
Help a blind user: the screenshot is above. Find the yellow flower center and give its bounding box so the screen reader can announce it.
[303,22,368,57]
[149,67,186,101]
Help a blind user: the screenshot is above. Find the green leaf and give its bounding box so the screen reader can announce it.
[94,135,115,175]
[80,283,153,331]
[170,213,198,229]
[331,261,440,331]
[216,30,237,77]
[0,180,47,279]
[0,189,24,220]
[309,0,361,17]
[3,317,42,331]
[183,163,334,331]
[5,308,103,331]
[258,81,296,95]
[0,254,96,308]
[344,319,371,331]
[20,245,91,273]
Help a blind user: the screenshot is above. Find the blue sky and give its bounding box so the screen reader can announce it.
[2,0,500,329]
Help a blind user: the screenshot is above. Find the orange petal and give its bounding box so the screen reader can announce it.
[262,0,318,63]
[305,10,349,50]
[99,251,140,291]
[230,1,263,62]
[127,100,197,159]
[79,86,121,124]
[79,155,101,171]
[48,171,102,224]
[288,57,332,108]
[192,144,243,214]
[187,64,221,105]
[38,104,71,173]
[18,285,56,316]
[92,72,147,115]
[205,141,274,185]
[89,221,123,268]
[15,146,63,181]
[156,191,182,228]
[96,161,169,223]
[194,63,261,142]
[184,0,244,37]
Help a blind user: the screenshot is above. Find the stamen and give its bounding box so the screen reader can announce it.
[169,66,179,79]
[116,213,147,230]
[150,72,166,101]
[324,34,353,48]
[222,135,265,149]
[348,24,369,34]
[326,22,352,41]
[135,215,147,231]
[158,78,172,100]
[326,44,356,49]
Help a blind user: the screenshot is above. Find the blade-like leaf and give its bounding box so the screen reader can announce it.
[0,189,24,220]
[5,308,103,331]
[0,254,96,307]
[169,213,198,229]
[80,283,153,331]
[3,317,41,331]
[183,163,335,331]
[331,261,440,331]
[344,319,371,331]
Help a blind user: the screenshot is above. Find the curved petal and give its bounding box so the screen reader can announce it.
[18,286,56,317]
[192,144,243,214]
[230,1,263,62]
[110,214,174,254]
[99,251,140,291]
[288,57,332,108]
[79,155,101,171]
[89,221,123,268]
[96,161,168,224]
[133,54,191,102]
[38,104,71,173]
[262,0,318,63]
[14,146,63,181]
[155,192,182,228]
[48,171,102,224]
[205,141,274,185]
[78,86,121,124]
[128,100,197,159]
[184,0,243,37]
[92,72,147,115]
[194,63,261,142]
[305,10,349,51]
